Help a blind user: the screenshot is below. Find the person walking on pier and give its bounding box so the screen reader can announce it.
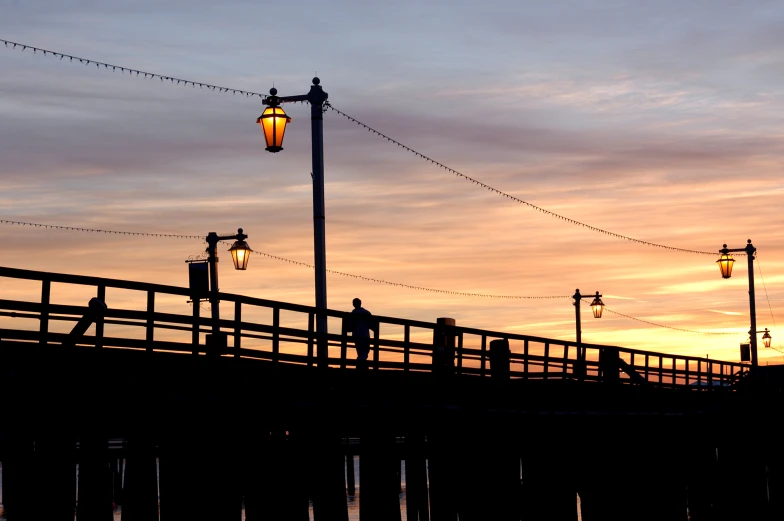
[350,298,374,364]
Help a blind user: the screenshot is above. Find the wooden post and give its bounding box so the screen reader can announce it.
[359,430,401,521]
[76,436,114,521]
[685,444,718,521]
[714,442,769,520]
[307,312,315,366]
[309,429,349,521]
[234,301,242,357]
[96,285,106,349]
[346,450,356,497]
[404,433,429,521]
[340,316,349,369]
[427,425,458,521]
[119,437,158,521]
[522,447,576,521]
[431,318,456,377]
[39,278,51,346]
[272,307,280,363]
[488,339,510,382]
[243,429,310,521]
[2,436,36,520]
[404,325,411,373]
[145,290,155,351]
[36,435,77,520]
[191,300,200,356]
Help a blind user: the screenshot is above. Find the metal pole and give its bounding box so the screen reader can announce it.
[746,240,758,367]
[308,77,329,366]
[573,289,582,378]
[206,232,220,337]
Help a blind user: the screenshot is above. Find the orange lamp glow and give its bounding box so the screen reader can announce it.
[762,328,772,348]
[229,238,252,270]
[717,248,734,279]
[257,106,291,153]
[590,292,604,319]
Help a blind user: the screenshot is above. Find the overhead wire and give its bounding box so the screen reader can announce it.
[2,37,720,256]
[0,219,740,336]
[1,39,772,339]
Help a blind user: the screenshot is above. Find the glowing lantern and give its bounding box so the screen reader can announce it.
[762,328,772,348]
[228,229,252,270]
[717,245,735,279]
[590,291,605,319]
[257,88,291,152]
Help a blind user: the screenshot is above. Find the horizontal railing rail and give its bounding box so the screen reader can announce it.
[0,266,748,389]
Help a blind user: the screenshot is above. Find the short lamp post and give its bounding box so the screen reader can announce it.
[717,240,761,367]
[573,289,604,377]
[257,78,330,365]
[205,228,252,344]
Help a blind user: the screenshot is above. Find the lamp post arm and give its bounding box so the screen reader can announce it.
[263,93,310,105]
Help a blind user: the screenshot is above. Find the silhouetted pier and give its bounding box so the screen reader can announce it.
[1,266,783,520]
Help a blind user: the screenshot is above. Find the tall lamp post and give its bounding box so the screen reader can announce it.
[573,289,604,377]
[716,240,761,367]
[257,78,330,364]
[205,228,252,345]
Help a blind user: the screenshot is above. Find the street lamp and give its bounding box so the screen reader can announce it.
[205,228,252,347]
[716,240,759,367]
[257,78,330,365]
[762,328,772,348]
[573,289,604,378]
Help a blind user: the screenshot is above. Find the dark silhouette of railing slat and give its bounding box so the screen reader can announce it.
[0,266,748,389]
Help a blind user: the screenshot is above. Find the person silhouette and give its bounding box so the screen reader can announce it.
[350,298,373,363]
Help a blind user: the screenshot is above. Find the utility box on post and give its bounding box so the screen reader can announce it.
[188,261,209,301]
[740,343,751,363]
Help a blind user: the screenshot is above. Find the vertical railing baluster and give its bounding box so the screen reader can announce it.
[95,285,105,349]
[39,279,50,346]
[404,324,411,373]
[146,290,155,353]
[373,323,380,371]
[456,331,463,376]
[234,301,242,358]
[543,342,549,380]
[340,315,347,370]
[524,339,529,380]
[191,300,200,356]
[562,343,568,377]
[272,307,280,363]
[307,312,314,367]
[480,334,487,377]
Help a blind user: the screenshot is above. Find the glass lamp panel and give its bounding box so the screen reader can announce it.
[272,108,289,148]
[717,254,734,278]
[590,296,604,318]
[229,241,252,270]
[260,108,277,148]
[762,331,772,348]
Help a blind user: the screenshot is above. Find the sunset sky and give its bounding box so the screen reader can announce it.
[1,0,783,363]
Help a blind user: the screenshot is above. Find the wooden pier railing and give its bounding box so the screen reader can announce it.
[0,266,747,389]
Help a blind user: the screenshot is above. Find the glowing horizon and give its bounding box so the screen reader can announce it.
[1,0,783,364]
